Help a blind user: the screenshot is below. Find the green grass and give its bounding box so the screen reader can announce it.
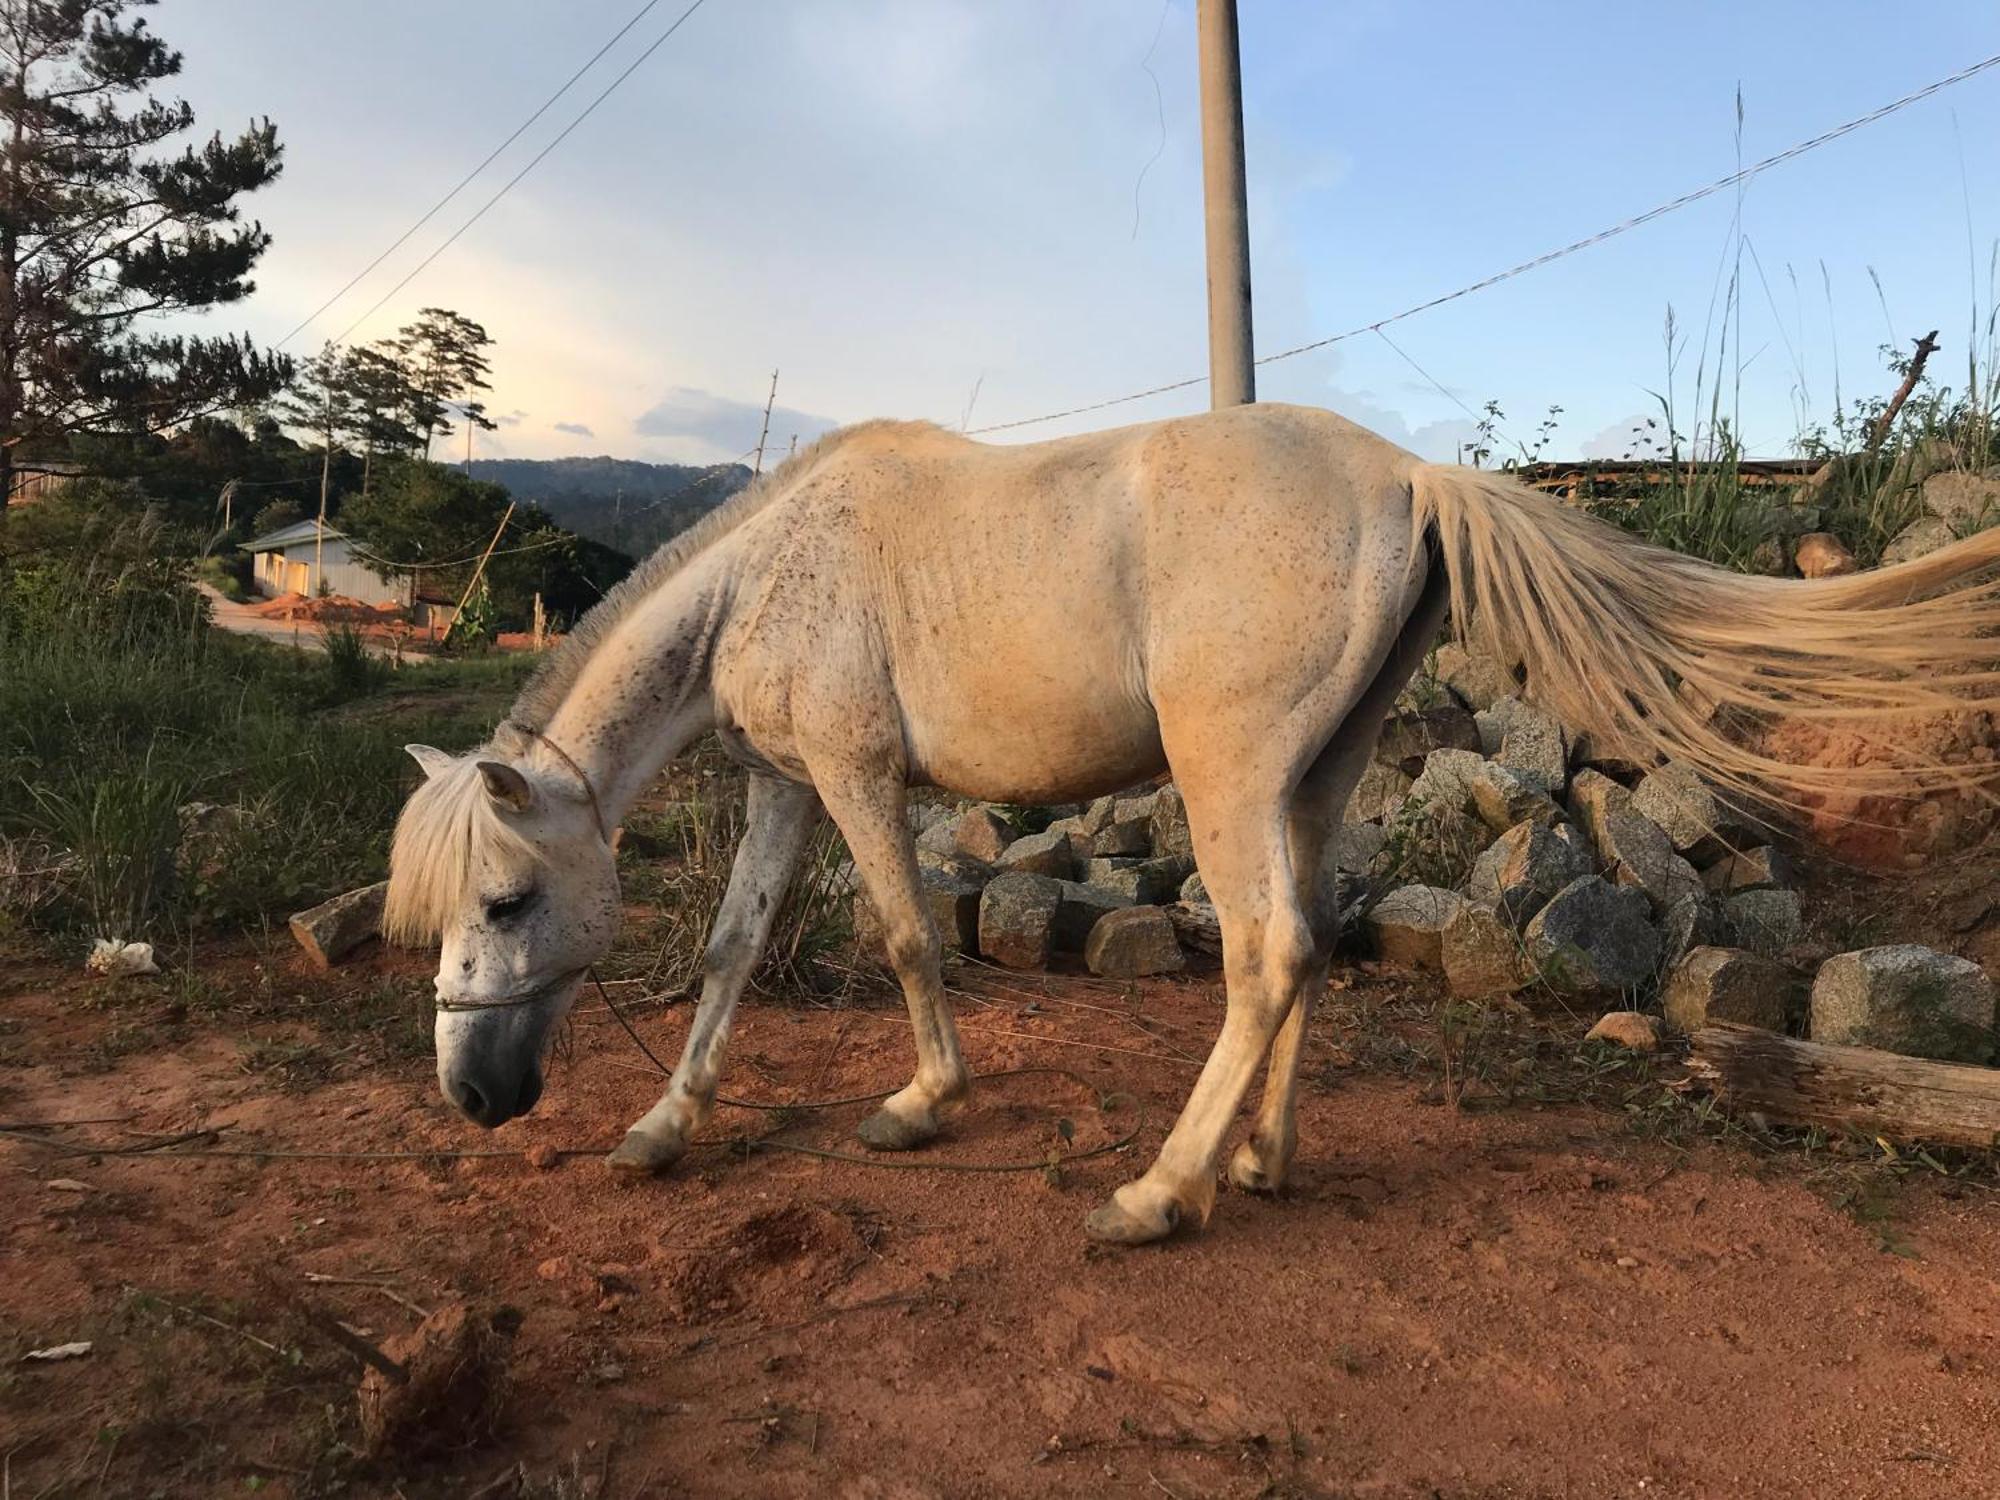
[0,544,530,944]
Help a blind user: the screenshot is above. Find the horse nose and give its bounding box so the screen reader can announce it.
[446,1074,507,1128]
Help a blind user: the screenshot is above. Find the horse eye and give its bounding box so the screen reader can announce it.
[484,891,535,924]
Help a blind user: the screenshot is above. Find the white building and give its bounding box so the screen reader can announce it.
[240,519,410,606]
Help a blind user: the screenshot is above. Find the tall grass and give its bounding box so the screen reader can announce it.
[1563,294,2000,571]
[0,531,524,943]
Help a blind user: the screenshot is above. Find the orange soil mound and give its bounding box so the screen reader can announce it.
[1757,710,1999,869]
[254,592,405,625]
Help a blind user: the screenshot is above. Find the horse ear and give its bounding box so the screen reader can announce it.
[405,744,455,780]
[476,760,535,813]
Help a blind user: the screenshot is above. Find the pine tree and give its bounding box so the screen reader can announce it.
[0,0,290,514]
[344,342,421,493]
[391,307,493,460]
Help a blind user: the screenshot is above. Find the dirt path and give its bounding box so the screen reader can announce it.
[4,951,1999,1499]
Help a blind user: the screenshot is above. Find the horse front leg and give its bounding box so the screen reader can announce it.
[606,774,822,1174]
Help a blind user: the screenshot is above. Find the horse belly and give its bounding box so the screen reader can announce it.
[907,682,1163,804]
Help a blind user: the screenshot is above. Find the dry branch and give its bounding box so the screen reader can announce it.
[1687,1024,2000,1150]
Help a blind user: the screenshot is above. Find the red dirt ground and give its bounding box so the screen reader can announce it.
[6,936,2000,1499]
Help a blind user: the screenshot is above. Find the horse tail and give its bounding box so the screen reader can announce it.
[1406,462,2000,808]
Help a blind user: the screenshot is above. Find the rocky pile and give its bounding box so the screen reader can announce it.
[854,787,1200,978]
[855,640,1995,1067]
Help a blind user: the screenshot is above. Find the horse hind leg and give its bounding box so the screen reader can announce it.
[1228,561,1449,1196]
[1083,766,1318,1244]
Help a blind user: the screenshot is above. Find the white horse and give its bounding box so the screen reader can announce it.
[386,404,1999,1244]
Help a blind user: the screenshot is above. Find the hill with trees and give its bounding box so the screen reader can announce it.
[468,457,751,558]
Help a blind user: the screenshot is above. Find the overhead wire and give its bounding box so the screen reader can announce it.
[330,0,714,347]
[277,0,679,350]
[967,50,2000,435]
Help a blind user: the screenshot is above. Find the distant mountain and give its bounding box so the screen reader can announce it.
[469,456,752,558]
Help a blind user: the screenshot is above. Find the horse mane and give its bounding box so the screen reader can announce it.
[387,419,949,947]
[384,756,545,946]
[508,419,939,733]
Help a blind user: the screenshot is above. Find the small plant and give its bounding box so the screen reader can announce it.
[320,623,386,701]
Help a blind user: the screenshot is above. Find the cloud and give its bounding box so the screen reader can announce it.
[553,421,595,438]
[1323,386,1480,465]
[633,385,839,464]
[1582,413,1657,460]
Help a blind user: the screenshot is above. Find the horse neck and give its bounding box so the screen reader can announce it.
[540,540,747,817]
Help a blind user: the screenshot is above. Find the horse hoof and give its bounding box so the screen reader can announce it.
[1227,1139,1286,1194]
[856,1107,936,1152]
[1083,1193,1180,1246]
[604,1129,684,1176]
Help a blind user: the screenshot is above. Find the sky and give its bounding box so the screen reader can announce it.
[161,1,2000,467]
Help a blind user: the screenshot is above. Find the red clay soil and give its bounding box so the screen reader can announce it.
[6,945,2000,1499]
[1756,710,2000,870]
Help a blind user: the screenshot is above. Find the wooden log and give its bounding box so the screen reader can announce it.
[1166,901,1222,959]
[1686,1024,2000,1150]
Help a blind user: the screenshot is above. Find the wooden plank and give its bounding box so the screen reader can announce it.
[1687,1024,2000,1150]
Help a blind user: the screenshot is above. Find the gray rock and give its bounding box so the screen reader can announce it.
[1630,762,1741,856]
[1179,870,1208,905]
[1084,905,1187,978]
[1365,885,1472,971]
[1111,854,1197,904]
[1149,784,1193,860]
[1658,893,1728,973]
[916,849,993,886]
[1052,880,1131,951]
[1601,809,1703,914]
[1701,846,1793,896]
[1468,822,1594,928]
[1477,697,1568,792]
[1662,946,1793,1033]
[1809,945,1997,1062]
[915,818,960,858]
[1442,902,1529,996]
[977,872,1063,970]
[1374,704,1481,773]
[995,827,1075,880]
[1567,768,1634,861]
[1724,888,1804,959]
[1328,820,1389,876]
[290,882,386,970]
[952,807,1015,864]
[1921,470,2000,535]
[1349,760,1413,823]
[1406,748,1488,817]
[1881,515,1961,566]
[1091,802,1153,857]
[1524,876,1661,995]
[1469,761,1563,833]
[1041,814,1092,866]
[1077,796,1119,838]
[857,865,985,960]
[1434,643,1518,711]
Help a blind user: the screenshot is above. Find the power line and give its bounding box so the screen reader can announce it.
[330,0,714,348]
[969,49,2000,436]
[277,0,676,351]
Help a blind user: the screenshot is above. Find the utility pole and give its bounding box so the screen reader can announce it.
[312,443,331,595]
[752,369,778,476]
[1197,0,1255,408]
